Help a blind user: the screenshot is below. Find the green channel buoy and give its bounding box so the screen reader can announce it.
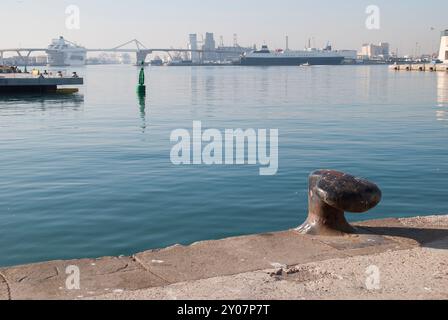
[137,67,146,95]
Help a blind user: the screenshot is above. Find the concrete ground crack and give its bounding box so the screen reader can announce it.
[96,264,134,276]
[132,255,171,284]
[0,271,12,300]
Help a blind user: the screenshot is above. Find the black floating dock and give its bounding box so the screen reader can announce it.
[0,75,83,93]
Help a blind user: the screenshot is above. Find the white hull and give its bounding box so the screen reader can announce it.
[47,51,86,67]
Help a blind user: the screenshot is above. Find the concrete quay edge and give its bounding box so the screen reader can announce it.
[1,215,447,300]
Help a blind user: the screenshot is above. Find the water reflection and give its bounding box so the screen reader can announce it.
[436,72,448,121]
[205,73,215,103]
[190,68,198,106]
[0,93,84,113]
[356,66,390,102]
[137,91,147,132]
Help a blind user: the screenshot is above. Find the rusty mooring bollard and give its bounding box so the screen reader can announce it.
[297,170,382,236]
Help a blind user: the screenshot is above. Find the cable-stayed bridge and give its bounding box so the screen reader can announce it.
[0,39,242,66]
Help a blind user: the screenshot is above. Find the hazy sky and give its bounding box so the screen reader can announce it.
[1,0,447,55]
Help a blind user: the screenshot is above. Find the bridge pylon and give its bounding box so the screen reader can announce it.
[112,39,152,66]
[136,51,151,66]
[16,50,33,68]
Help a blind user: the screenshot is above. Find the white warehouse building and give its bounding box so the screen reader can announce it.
[439,30,448,63]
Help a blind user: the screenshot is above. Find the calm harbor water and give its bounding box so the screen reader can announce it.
[0,65,447,267]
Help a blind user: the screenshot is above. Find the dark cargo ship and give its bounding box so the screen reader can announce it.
[240,45,344,66]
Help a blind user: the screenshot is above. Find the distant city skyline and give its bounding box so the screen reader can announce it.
[1,0,447,56]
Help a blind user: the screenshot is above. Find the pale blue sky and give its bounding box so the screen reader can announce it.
[1,0,447,54]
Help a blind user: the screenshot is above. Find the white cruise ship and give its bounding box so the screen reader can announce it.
[47,37,87,67]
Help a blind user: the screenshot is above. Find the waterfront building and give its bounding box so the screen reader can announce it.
[35,55,48,65]
[439,30,448,63]
[189,34,200,63]
[360,42,390,59]
[2,55,47,66]
[203,32,217,61]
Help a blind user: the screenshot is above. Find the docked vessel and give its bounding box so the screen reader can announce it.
[47,36,87,67]
[150,56,164,66]
[167,59,194,66]
[240,45,344,66]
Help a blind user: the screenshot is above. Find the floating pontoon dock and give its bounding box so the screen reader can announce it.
[0,74,83,93]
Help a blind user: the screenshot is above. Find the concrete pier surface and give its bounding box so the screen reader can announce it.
[390,63,448,72]
[0,215,447,300]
